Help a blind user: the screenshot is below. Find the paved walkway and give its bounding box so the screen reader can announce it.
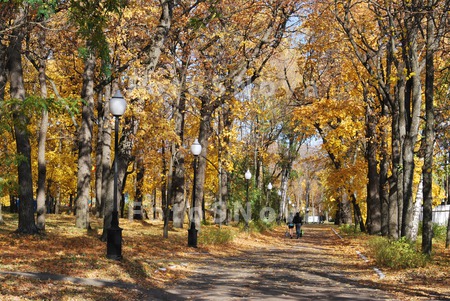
[163,225,396,301]
[1,225,397,300]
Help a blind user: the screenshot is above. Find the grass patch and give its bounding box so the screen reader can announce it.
[367,236,429,269]
[249,219,275,233]
[418,223,448,242]
[432,224,447,242]
[198,226,236,245]
[339,223,363,236]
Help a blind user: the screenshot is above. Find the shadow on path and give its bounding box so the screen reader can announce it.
[0,270,183,300]
[165,225,397,301]
[0,225,399,301]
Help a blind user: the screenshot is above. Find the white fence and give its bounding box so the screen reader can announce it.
[306,215,320,223]
[420,204,450,226]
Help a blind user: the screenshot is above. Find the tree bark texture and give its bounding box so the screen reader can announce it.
[75,52,95,229]
[365,100,381,234]
[401,37,423,239]
[36,29,49,231]
[100,87,112,219]
[0,37,7,100]
[134,153,145,220]
[422,11,436,255]
[217,105,233,225]
[350,193,365,232]
[411,176,423,242]
[194,97,214,228]
[380,103,390,237]
[8,15,38,234]
[171,88,187,228]
[94,91,106,217]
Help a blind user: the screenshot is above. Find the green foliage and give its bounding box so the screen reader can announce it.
[26,0,59,19]
[69,0,127,76]
[250,219,274,233]
[290,169,300,180]
[368,237,429,269]
[432,224,448,241]
[198,226,236,245]
[188,5,222,30]
[418,223,448,242]
[0,177,18,198]
[339,223,363,235]
[1,96,79,121]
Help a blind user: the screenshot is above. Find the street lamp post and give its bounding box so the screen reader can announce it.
[244,169,252,230]
[277,189,282,224]
[266,182,272,206]
[107,90,126,260]
[188,139,202,247]
[265,182,272,219]
[306,208,310,224]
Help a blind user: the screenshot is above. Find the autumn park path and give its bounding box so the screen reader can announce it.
[160,225,397,301]
[0,225,397,300]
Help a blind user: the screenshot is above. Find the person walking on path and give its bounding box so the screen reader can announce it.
[287,213,295,238]
[293,212,303,238]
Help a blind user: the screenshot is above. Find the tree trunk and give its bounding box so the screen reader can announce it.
[0,37,6,100]
[134,153,144,220]
[422,12,436,255]
[101,114,137,240]
[380,104,390,236]
[401,21,423,240]
[171,89,187,228]
[36,29,49,231]
[194,99,214,229]
[411,176,423,242]
[100,86,112,218]
[120,169,130,218]
[0,202,4,225]
[341,192,352,224]
[446,206,450,248]
[54,186,60,214]
[447,150,450,206]
[216,105,233,225]
[351,193,365,232]
[152,188,157,220]
[401,89,421,239]
[75,51,95,229]
[365,100,381,234]
[398,64,407,237]
[215,110,224,225]
[388,176,399,239]
[162,143,170,238]
[388,64,406,240]
[280,168,290,222]
[8,15,38,234]
[94,92,105,217]
[0,41,5,213]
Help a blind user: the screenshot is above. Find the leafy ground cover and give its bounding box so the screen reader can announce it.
[335,228,450,300]
[0,214,449,300]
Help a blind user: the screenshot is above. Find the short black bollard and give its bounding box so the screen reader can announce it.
[188,221,198,248]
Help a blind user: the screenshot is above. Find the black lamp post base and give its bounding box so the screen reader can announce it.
[187,221,198,248]
[106,226,123,260]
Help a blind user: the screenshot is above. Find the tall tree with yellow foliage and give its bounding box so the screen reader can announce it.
[5,4,38,234]
[334,0,449,249]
